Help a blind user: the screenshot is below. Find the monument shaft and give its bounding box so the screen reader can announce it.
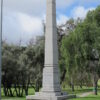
[42,0,61,93]
[45,0,58,66]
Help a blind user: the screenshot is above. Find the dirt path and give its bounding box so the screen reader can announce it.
[78,92,93,97]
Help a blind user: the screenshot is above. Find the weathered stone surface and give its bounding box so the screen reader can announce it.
[42,67,61,92]
[42,0,61,94]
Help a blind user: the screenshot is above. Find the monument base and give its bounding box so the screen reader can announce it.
[26,92,76,100]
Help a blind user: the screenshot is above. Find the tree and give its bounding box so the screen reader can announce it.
[2,41,24,96]
[2,36,44,97]
[60,6,100,94]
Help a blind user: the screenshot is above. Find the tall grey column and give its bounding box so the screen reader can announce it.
[42,0,61,93]
[26,0,75,99]
[45,0,58,66]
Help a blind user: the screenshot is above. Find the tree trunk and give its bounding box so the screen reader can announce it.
[3,87,8,96]
[80,82,83,89]
[93,75,98,95]
[60,69,66,84]
[14,84,18,96]
[72,84,74,92]
[35,82,39,92]
[71,77,74,92]
[25,88,28,96]
[93,76,98,95]
[9,88,13,96]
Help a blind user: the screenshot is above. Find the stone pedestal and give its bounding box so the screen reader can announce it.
[26,0,76,100]
[42,67,61,93]
[26,67,76,100]
[26,92,76,100]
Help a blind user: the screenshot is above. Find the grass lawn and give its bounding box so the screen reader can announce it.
[2,88,100,100]
[1,80,100,100]
[70,93,100,100]
[63,86,94,94]
[2,95,25,100]
[1,88,35,100]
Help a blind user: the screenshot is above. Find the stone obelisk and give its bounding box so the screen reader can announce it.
[26,0,75,99]
[42,0,61,93]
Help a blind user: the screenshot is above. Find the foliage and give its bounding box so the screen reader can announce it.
[2,36,44,97]
[60,6,100,93]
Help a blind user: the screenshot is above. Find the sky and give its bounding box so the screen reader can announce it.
[2,0,100,45]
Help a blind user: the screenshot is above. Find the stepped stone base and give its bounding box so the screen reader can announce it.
[26,92,76,100]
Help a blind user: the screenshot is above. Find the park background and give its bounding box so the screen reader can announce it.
[1,0,100,100]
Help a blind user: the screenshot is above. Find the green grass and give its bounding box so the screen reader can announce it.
[68,80,100,100]
[63,86,94,94]
[2,92,100,100]
[1,94,25,100]
[1,88,35,100]
[1,84,100,100]
[70,93,100,100]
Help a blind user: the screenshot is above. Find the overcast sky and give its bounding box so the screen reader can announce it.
[2,0,100,45]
